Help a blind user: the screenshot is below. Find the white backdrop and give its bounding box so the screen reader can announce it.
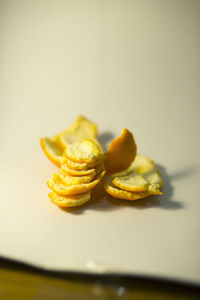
[0,0,199,284]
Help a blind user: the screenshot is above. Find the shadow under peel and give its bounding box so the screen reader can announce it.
[157,164,184,210]
[98,131,115,150]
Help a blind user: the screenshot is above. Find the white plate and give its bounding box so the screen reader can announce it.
[1,0,199,285]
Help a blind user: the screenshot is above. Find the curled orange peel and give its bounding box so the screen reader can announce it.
[40,136,64,167]
[40,115,98,167]
[104,128,137,175]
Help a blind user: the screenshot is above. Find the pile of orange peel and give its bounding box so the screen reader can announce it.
[40,115,163,208]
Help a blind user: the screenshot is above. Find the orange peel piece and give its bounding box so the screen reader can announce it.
[40,136,65,167]
[57,170,95,186]
[109,154,163,196]
[47,170,106,195]
[112,171,149,192]
[64,139,103,164]
[59,115,98,148]
[49,191,91,207]
[112,154,163,195]
[40,115,98,166]
[104,128,137,175]
[64,157,103,171]
[104,177,149,201]
[61,163,96,176]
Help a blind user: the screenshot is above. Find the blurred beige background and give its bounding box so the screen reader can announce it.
[0,0,200,285]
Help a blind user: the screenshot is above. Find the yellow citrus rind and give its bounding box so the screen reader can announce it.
[64,139,103,164]
[110,154,163,195]
[49,191,91,207]
[40,136,65,167]
[112,171,149,192]
[63,157,103,171]
[57,170,95,186]
[104,128,137,175]
[104,177,149,201]
[47,170,106,195]
[40,115,98,166]
[59,115,98,148]
[60,163,96,176]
